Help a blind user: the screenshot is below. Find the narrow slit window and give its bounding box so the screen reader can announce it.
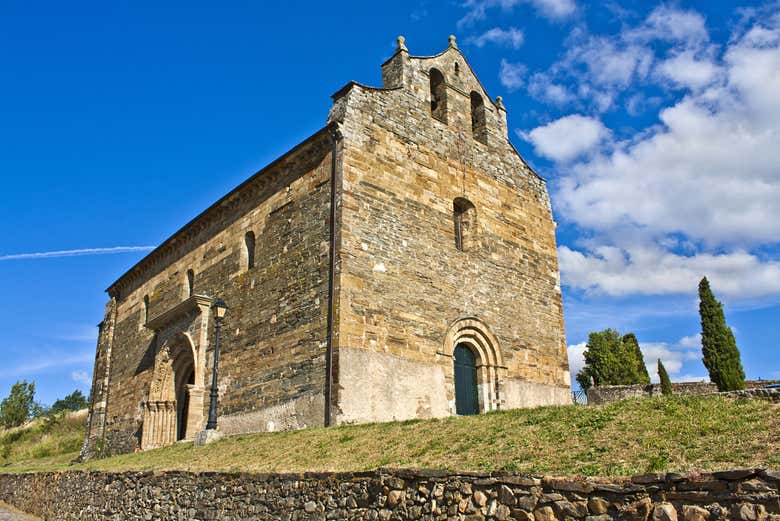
[143,295,150,324]
[186,269,194,297]
[244,231,256,270]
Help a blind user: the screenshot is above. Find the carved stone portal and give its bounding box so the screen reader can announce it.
[141,332,203,450]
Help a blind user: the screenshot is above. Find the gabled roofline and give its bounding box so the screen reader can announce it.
[410,46,503,113]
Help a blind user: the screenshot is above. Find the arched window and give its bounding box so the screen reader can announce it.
[244,231,256,270]
[143,295,150,324]
[429,68,448,123]
[186,269,194,297]
[470,91,487,144]
[453,198,477,252]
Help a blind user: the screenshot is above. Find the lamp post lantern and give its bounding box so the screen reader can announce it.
[205,299,228,431]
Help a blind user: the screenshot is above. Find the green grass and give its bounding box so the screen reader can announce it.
[3,395,778,476]
[0,410,86,471]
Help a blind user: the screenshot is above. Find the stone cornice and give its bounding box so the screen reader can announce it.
[145,294,212,332]
[106,127,331,300]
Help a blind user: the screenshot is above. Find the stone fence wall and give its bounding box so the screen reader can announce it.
[0,468,778,521]
[586,380,780,405]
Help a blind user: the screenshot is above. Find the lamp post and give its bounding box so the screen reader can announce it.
[205,299,228,431]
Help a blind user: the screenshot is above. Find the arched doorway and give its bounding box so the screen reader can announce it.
[142,333,198,450]
[454,344,479,415]
[444,317,507,415]
[174,357,194,441]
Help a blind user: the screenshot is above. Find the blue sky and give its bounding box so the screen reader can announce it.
[1,0,778,405]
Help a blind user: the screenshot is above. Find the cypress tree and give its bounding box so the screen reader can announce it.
[658,359,673,396]
[699,277,745,391]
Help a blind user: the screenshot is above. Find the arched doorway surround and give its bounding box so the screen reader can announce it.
[141,332,201,450]
[443,317,506,414]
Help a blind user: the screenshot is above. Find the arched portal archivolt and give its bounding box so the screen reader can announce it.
[141,332,204,450]
[444,317,506,414]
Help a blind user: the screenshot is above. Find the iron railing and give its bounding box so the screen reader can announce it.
[572,389,588,405]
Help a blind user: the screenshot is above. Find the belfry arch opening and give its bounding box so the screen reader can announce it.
[429,68,448,123]
[141,333,200,450]
[470,91,488,144]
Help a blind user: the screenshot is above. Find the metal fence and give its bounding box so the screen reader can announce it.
[572,389,588,405]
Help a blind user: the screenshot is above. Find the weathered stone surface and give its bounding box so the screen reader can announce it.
[386,490,405,508]
[83,35,571,462]
[587,382,780,406]
[739,503,758,521]
[0,469,776,521]
[683,505,710,521]
[535,506,558,521]
[500,484,517,506]
[553,500,588,518]
[589,497,609,515]
[652,503,678,521]
[620,497,652,521]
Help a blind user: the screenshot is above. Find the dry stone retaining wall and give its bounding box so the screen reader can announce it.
[587,381,780,405]
[0,468,778,521]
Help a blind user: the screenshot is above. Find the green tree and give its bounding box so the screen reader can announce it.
[0,380,36,428]
[699,277,745,391]
[576,329,650,390]
[657,359,673,396]
[622,333,651,385]
[50,390,88,414]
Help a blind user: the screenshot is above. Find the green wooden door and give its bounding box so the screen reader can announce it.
[454,344,479,415]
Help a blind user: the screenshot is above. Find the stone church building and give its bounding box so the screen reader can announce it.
[82,36,571,458]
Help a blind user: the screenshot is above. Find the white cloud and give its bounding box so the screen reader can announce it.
[549,14,780,300]
[567,341,587,380]
[557,26,780,247]
[0,246,155,261]
[527,0,576,20]
[467,27,524,48]
[630,6,710,47]
[568,37,654,88]
[559,245,780,298]
[639,335,704,382]
[527,73,575,105]
[458,0,575,27]
[520,6,713,111]
[521,114,609,162]
[499,59,526,91]
[71,370,92,386]
[678,333,702,348]
[656,50,722,90]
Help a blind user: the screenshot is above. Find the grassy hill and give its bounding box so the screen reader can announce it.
[2,395,778,476]
[0,409,86,471]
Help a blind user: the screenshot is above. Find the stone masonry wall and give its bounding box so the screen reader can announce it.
[587,381,780,405]
[0,468,778,521]
[328,40,570,424]
[91,130,334,455]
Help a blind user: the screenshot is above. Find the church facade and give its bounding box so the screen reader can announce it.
[82,36,571,458]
